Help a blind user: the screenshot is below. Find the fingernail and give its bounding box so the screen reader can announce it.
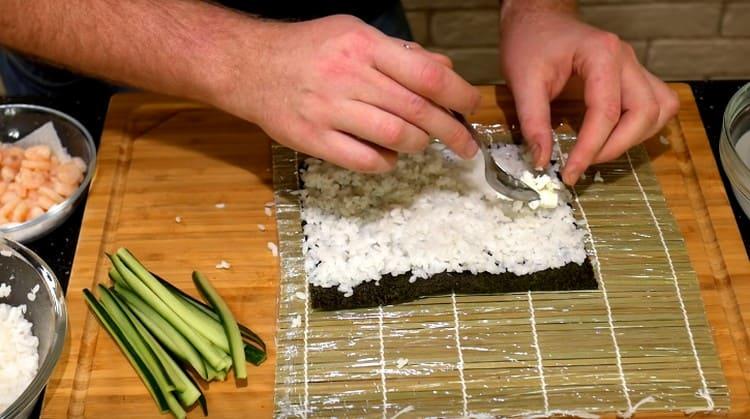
[463,139,479,158]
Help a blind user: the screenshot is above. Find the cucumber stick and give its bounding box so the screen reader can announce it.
[116,291,202,407]
[204,361,220,382]
[109,253,231,371]
[97,286,175,394]
[83,289,169,414]
[165,284,267,365]
[114,286,209,380]
[116,248,231,353]
[193,271,247,379]
[109,267,128,289]
[153,271,266,352]
[100,288,188,419]
[109,290,186,393]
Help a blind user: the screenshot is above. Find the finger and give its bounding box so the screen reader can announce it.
[333,100,430,153]
[373,39,481,115]
[592,61,659,164]
[563,52,622,185]
[508,74,553,169]
[295,128,398,173]
[391,39,454,68]
[642,70,680,138]
[426,51,453,69]
[355,68,478,158]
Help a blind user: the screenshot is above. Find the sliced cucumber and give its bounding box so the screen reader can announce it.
[153,271,266,352]
[116,291,202,407]
[114,286,208,380]
[109,267,128,289]
[192,271,247,380]
[116,248,231,353]
[109,253,231,371]
[83,289,168,414]
[98,285,175,393]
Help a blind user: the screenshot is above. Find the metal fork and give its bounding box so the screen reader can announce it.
[450,111,540,202]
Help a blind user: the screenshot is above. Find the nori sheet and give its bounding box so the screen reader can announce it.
[310,258,597,310]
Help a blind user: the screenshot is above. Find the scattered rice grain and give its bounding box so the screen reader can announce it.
[26,284,40,302]
[267,242,278,257]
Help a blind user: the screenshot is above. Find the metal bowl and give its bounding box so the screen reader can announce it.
[0,238,67,419]
[0,104,96,243]
[719,82,750,219]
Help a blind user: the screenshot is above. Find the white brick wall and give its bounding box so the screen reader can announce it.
[404,0,750,83]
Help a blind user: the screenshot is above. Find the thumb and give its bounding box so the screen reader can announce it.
[509,78,553,169]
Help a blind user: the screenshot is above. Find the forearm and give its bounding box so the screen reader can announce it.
[0,0,271,105]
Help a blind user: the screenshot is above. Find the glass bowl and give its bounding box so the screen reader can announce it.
[720,82,750,219]
[0,104,97,243]
[0,238,67,419]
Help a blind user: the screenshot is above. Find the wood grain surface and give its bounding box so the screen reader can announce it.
[40,84,750,418]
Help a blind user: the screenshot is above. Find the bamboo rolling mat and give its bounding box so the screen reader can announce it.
[272,88,730,417]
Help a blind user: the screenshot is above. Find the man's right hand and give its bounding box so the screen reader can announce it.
[217,15,481,173]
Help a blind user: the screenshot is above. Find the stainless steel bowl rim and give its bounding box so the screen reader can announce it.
[1,238,67,418]
[0,104,97,237]
[719,83,750,199]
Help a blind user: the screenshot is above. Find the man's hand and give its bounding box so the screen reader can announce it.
[219,15,481,173]
[0,2,480,174]
[499,1,679,185]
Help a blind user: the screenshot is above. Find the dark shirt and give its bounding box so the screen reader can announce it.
[216,0,399,22]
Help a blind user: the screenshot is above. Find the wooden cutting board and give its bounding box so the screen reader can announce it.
[40,84,750,418]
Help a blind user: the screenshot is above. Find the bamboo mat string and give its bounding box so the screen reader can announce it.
[389,405,415,419]
[378,305,389,419]
[527,291,549,415]
[450,292,469,416]
[625,149,714,411]
[303,280,310,417]
[619,396,656,419]
[683,389,716,415]
[556,139,633,412]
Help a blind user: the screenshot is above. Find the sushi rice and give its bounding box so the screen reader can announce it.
[301,144,588,297]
